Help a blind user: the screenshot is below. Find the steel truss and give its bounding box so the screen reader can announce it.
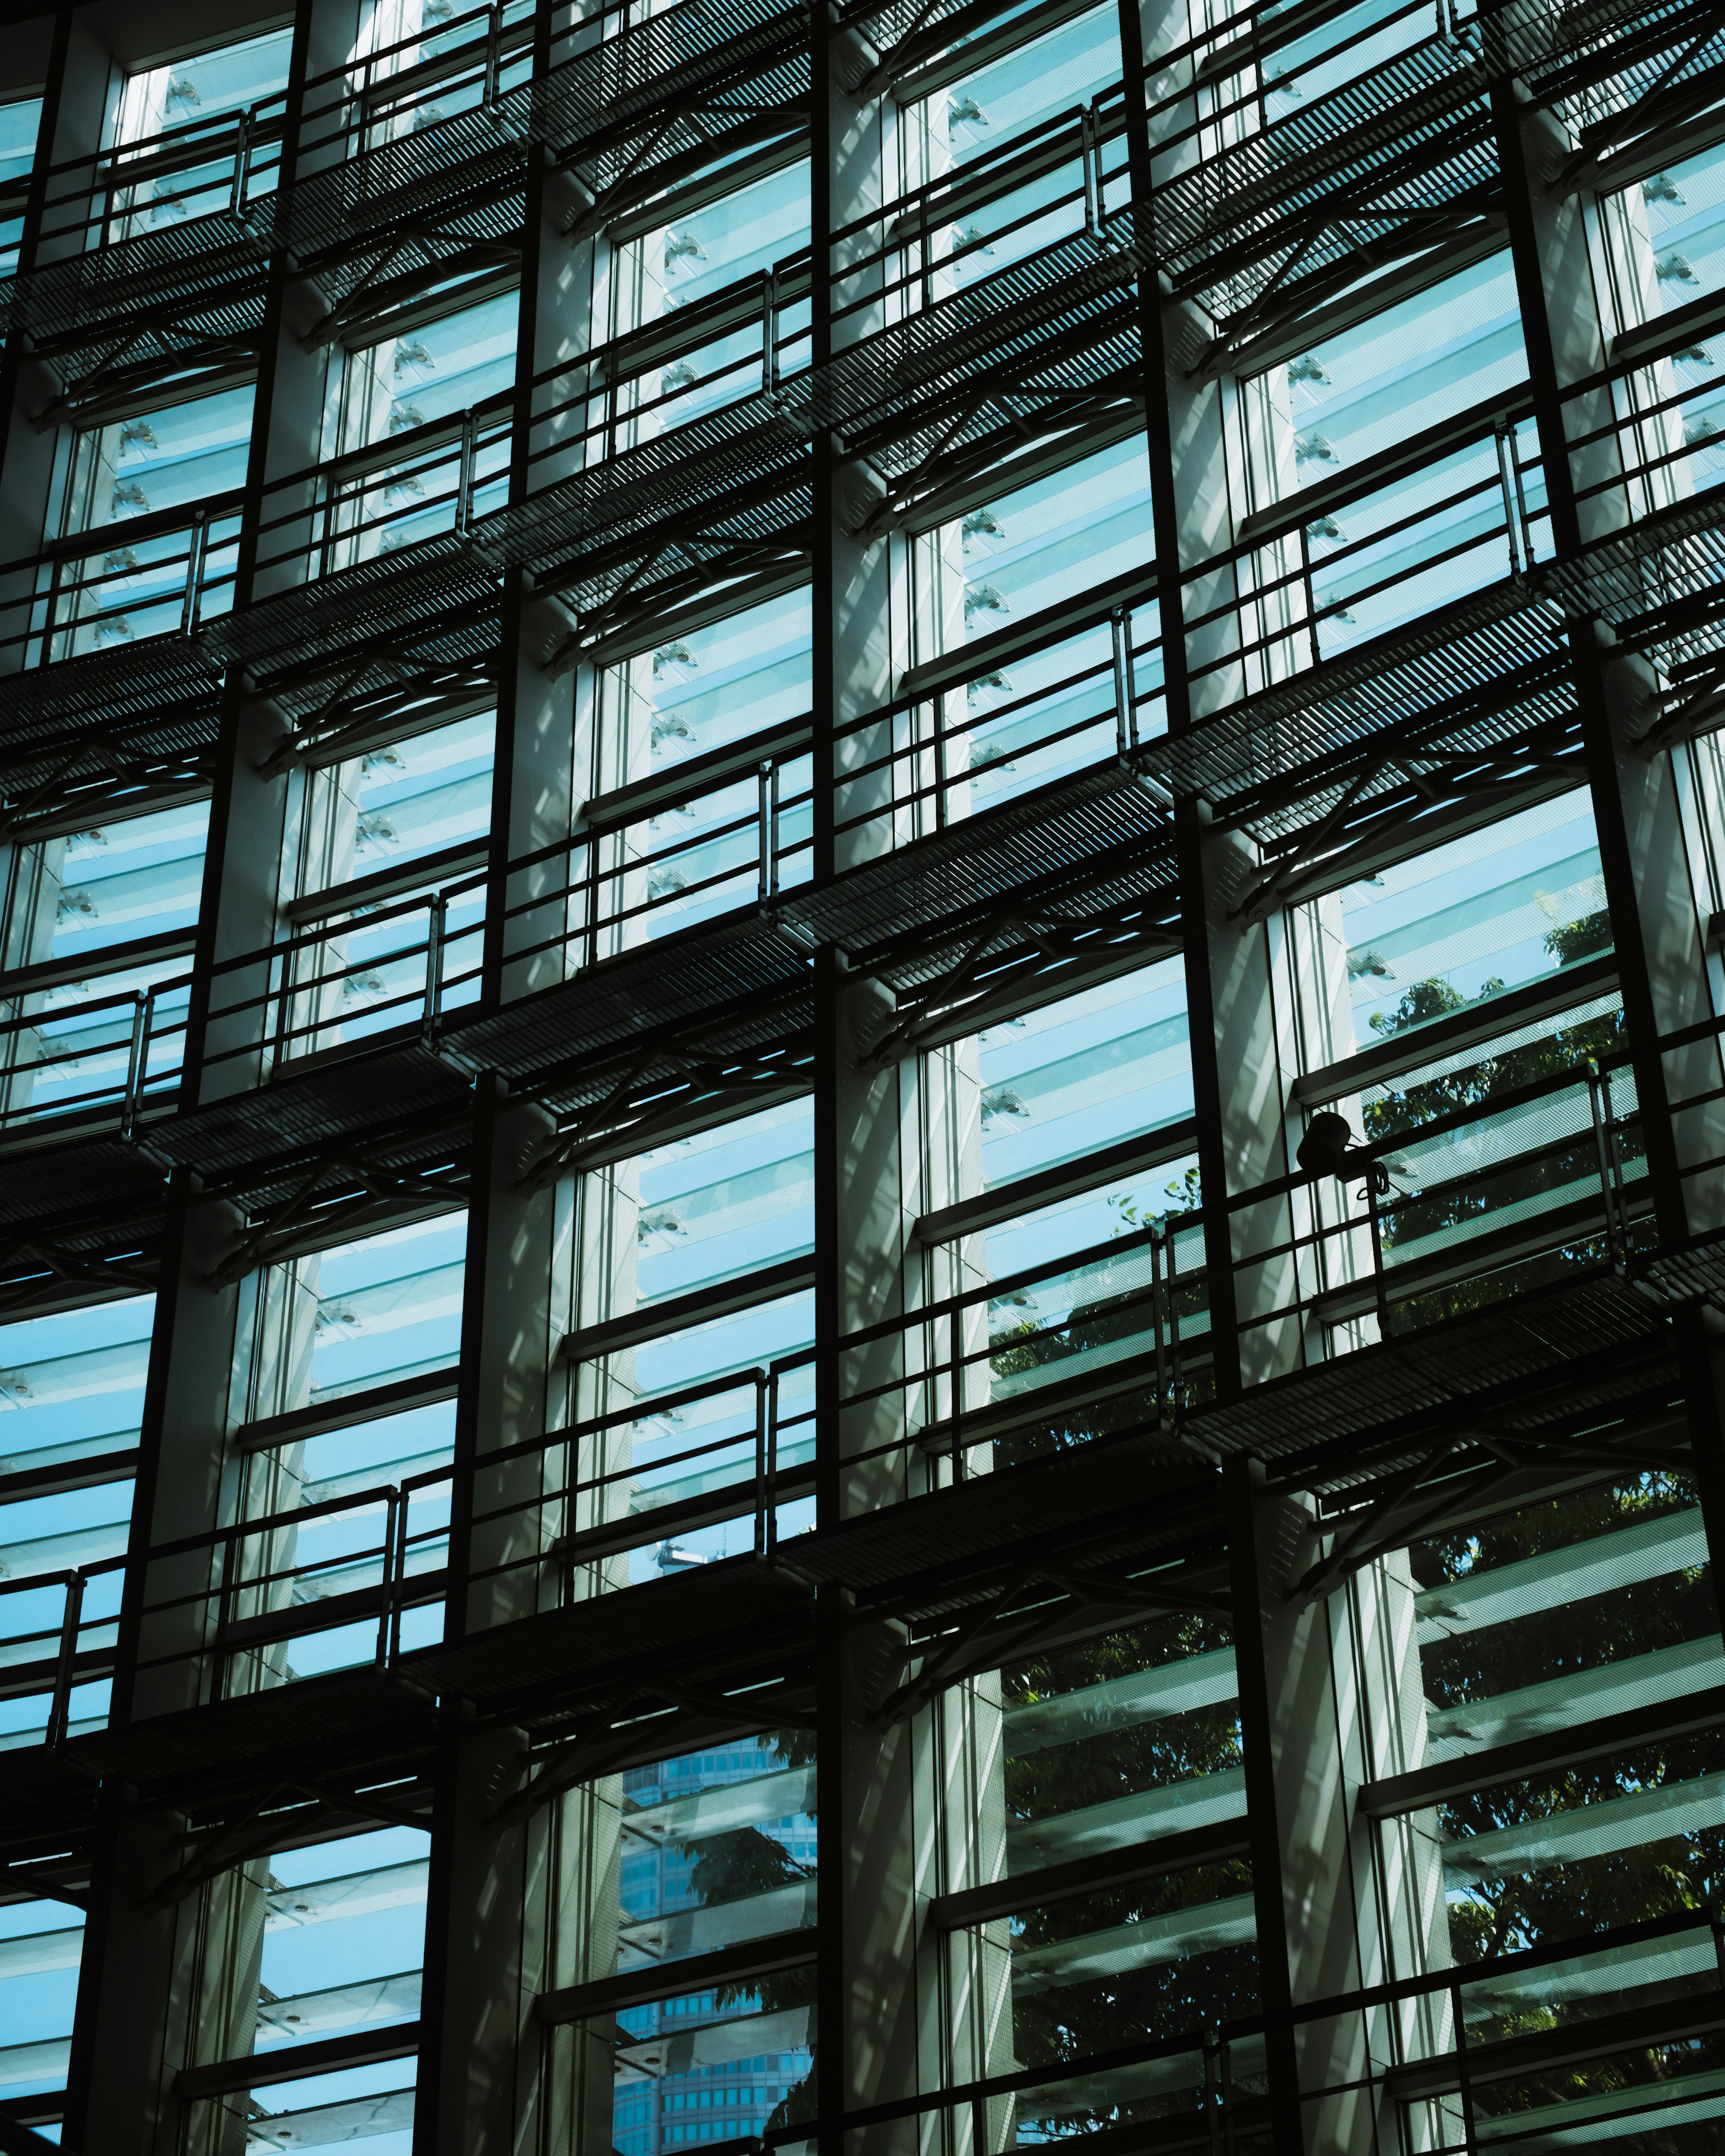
[2,1246,1690,1847]
[1150,485,1725,917]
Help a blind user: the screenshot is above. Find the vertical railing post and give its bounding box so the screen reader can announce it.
[212,1528,237,1703]
[1111,605,1139,756]
[390,1481,414,1661]
[422,891,447,1048]
[919,185,932,313]
[377,1488,399,1668]
[270,941,294,1074]
[1454,1979,1477,2156]
[455,408,476,537]
[1168,1213,1184,1419]
[1507,416,1535,566]
[40,552,63,667]
[767,1366,781,1556]
[1587,1060,1625,1269]
[318,472,338,580]
[180,510,208,638]
[1605,1065,1634,1255]
[754,1368,769,1558]
[762,266,780,400]
[121,992,148,1139]
[1081,101,1100,238]
[1300,521,1322,671]
[1366,1169,1390,1336]
[1494,420,1525,580]
[485,0,504,106]
[757,761,773,910]
[1151,1226,1168,1426]
[1219,2033,1236,2156]
[48,1571,85,1749]
[230,105,254,220]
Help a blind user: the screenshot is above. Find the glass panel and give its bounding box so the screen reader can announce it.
[0,1296,153,1477]
[924,1,1121,187]
[1245,251,1534,660]
[605,1733,817,2151]
[1623,141,1725,329]
[42,801,209,964]
[288,1213,468,1412]
[568,1105,816,1580]
[1005,1615,1243,1873]
[67,384,254,536]
[0,1892,82,2101]
[634,1100,814,1308]
[338,292,519,458]
[1337,791,1609,1053]
[985,1618,1252,2127]
[1402,1472,1725,2026]
[0,1296,151,1749]
[976,957,1191,1190]
[296,711,495,897]
[1414,1475,1718,1748]
[112,27,295,150]
[1281,253,1526,499]
[0,97,41,281]
[637,588,811,777]
[954,429,1155,650]
[205,1822,431,2152]
[654,159,811,319]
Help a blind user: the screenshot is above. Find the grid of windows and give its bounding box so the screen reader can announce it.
[3,0,1725,2147]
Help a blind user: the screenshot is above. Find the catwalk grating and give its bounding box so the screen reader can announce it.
[142,1043,473,1189]
[1155,38,1497,331]
[529,0,808,218]
[0,1135,165,1237]
[446,760,1174,1097]
[281,105,529,311]
[0,203,272,375]
[0,633,225,808]
[1552,483,1725,687]
[404,1553,811,1709]
[1149,574,1576,839]
[1183,1267,1676,1488]
[62,1665,438,1797]
[1502,0,1725,119]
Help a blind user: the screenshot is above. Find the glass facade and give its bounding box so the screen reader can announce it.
[2,0,1725,2151]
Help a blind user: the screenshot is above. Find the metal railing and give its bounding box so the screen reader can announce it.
[500,750,815,977]
[0,974,191,1139]
[250,403,512,590]
[834,607,1166,854]
[0,499,242,676]
[124,1356,817,1705]
[0,1555,128,1750]
[23,97,288,266]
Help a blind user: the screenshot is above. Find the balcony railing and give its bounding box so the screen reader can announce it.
[0,496,243,677]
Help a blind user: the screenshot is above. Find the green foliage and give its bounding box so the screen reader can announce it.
[1354,928,1628,1332]
[679,1733,819,2130]
[1412,1472,1725,2123]
[986,1165,1210,1468]
[997,1614,1256,2127]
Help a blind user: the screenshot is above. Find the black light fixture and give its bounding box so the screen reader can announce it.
[1297,1110,1391,1196]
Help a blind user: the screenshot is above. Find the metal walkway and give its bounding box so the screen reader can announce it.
[0,0,808,369]
[8,1248,1688,1836]
[1155,37,1498,338]
[0,633,225,832]
[1150,485,1725,871]
[0,207,273,396]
